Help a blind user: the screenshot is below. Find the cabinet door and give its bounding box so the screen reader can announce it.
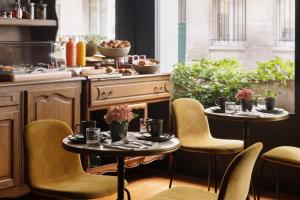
[0,107,21,190]
[26,86,80,129]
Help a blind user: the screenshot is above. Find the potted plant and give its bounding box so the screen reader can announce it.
[265,90,277,111]
[104,104,134,142]
[235,88,254,111]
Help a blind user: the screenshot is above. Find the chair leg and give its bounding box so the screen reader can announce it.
[257,160,266,200]
[208,156,211,191]
[169,152,177,188]
[214,155,218,193]
[125,188,131,200]
[275,165,280,200]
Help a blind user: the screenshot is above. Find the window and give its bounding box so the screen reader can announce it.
[56,0,115,39]
[276,0,295,45]
[212,0,246,44]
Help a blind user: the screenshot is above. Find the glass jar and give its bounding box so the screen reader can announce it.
[36,2,47,19]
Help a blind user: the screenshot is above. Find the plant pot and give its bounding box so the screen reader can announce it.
[110,122,128,142]
[265,97,275,111]
[241,99,252,112]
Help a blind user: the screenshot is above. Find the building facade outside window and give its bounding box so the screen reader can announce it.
[276,0,295,45]
[212,0,246,44]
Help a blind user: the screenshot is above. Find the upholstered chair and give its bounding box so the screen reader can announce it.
[149,142,262,200]
[169,98,244,192]
[24,119,129,199]
[258,146,300,200]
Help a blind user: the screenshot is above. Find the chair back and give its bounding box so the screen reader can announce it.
[218,142,263,200]
[24,119,83,187]
[172,98,212,146]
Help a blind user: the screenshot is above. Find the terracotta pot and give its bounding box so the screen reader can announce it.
[110,122,128,142]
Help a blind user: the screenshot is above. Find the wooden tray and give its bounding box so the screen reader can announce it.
[0,71,72,82]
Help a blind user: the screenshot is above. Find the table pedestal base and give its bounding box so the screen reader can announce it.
[117,157,125,200]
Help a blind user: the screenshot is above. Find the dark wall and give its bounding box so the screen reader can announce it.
[116,0,300,194]
[116,0,155,58]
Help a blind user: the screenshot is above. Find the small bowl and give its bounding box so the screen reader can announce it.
[132,59,160,74]
[97,46,130,58]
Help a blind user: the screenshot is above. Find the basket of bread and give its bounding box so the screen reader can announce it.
[98,40,131,58]
[132,59,160,74]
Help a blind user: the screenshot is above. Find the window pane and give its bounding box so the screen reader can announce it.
[56,0,115,39]
[177,0,295,112]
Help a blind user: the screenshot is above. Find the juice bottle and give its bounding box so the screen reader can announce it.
[66,38,76,67]
[76,41,86,67]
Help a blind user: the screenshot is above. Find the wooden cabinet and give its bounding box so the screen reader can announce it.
[0,78,82,198]
[0,105,21,190]
[26,85,81,128]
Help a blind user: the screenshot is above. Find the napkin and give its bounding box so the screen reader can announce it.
[104,140,157,150]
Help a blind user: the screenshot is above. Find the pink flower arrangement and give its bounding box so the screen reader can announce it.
[104,104,134,125]
[235,88,254,100]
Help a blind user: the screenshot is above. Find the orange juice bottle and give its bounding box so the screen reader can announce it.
[66,38,76,67]
[76,41,86,67]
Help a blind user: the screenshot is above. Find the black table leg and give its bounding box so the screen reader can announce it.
[117,157,125,200]
[243,121,250,148]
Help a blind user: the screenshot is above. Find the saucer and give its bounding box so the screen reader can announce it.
[68,134,109,144]
[68,134,85,144]
[256,108,283,114]
[136,134,175,142]
[211,107,225,113]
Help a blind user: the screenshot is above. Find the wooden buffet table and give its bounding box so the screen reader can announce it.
[62,132,181,200]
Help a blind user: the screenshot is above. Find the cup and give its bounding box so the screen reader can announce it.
[146,119,163,138]
[257,97,266,109]
[215,97,227,111]
[86,128,101,147]
[140,118,152,133]
[225,102,236,114]
[75,120,96,140]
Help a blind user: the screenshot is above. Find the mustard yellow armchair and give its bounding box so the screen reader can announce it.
[149,142,262,200]
[258,146,300,200]
[169,98,244,192]
[24,119,124,199]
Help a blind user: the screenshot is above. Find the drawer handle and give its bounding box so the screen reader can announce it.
[154,87,159,93]
[101,92,107,99]
[108,91,113,99]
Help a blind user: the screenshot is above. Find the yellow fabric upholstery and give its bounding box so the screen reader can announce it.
[262,146,300,168]
[172,98,243,154]
[148,143,263,200]
[24,119,118,199]
[147,186,218,200]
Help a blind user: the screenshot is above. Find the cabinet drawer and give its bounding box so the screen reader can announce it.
[0,92,20,107]
[91,81,171,107]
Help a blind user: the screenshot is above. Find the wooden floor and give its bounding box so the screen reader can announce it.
[19,168,300,200]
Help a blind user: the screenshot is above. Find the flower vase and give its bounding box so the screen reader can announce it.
[110,122,128,142]
[241,99,252,112]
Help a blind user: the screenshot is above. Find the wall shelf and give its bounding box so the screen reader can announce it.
[0,18,57,27]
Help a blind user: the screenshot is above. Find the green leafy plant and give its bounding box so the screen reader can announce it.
[172,58,249,107]
[250,56,294,98]
[172,57,294,107]
[265,90,277,98]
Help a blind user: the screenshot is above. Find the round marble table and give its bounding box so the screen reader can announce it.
[204,107,289,148]
[62,132,181,200]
